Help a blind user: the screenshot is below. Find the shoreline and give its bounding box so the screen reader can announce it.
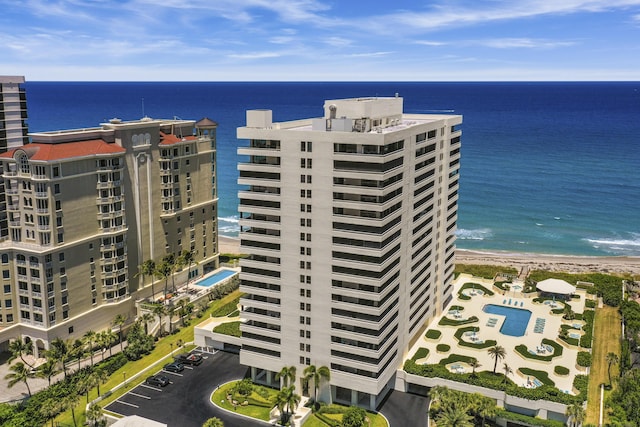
[219,236,640,275]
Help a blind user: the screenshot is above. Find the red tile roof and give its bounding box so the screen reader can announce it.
[159,132,197,146]
[0,139,125,161]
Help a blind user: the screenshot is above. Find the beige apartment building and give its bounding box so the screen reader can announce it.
[0,117,219,356]
[236,96,462,409]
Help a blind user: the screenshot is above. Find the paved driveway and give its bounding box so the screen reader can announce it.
[378,389,429,427]
[106,350,268,427]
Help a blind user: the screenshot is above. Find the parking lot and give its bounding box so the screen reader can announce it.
[105,350,268,427]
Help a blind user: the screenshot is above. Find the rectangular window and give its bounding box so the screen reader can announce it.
[300,141,306,152]
[307,141,312,152]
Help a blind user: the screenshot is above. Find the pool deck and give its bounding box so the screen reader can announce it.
[409,274,589,394]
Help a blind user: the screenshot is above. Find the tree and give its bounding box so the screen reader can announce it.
[606,352,619,386]
[202,417,224,427]
[168,305,176,333]
[276,365,297,388]
[342,406,367,427]
[4,361,35,396]
[100,330,117,358]
[49,337,70,379]
[472,394,497,427]
[487,345,506,374]
[84,330,97,366]
[276,385,300,425]
[63,391,81,427]
[435,405,474,427]
[70,338,86,371]
[566,403,585,427]
[136,259,156,296]
[469,359,481,377]
[502,363,513,384]
[153,304,167,335]
[8,338,34,368]
[303,365,331,402]
[123,321,155,360]
[41,397,63,427]
[112,314,127,351]
[36,357,60,386]
[155,259,173,300]
[179,249,198,293]
[86,403,105,427]
[140,312,155,335]
[93,368,109,396]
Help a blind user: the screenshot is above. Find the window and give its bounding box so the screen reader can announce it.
[54,184,60,194]
[59,253,65,262]
[6,314,13,322]
[307,141,312,152]
[300,175,306,183]
[301,159,306,168]
[53,167,60,177]
[2,270,9,279]
[300,141,306,152]
[55,200,61,210]
[4,299,12,308]
[300,316,305,324]
[56,217,63,227]
[1,254,7,263]
[3,285,10,293]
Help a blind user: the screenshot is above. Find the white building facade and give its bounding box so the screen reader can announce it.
[237,96,462,409]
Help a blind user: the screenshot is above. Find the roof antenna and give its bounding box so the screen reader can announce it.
[141,98,145,118]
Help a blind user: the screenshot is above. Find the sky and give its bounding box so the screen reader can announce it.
[1,0,640,81]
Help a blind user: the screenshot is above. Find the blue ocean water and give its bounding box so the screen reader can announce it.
[23,82,640,256]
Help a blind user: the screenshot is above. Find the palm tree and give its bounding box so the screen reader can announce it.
[49,337,70,379]
[101,329,118,357]
[168,304,176,333]
[70,339,86,371]
[179,249,198,292]
[36,357,60,386]
[276,366,297,388]
[63,391,81,427]
[487,345,506,374]
[4,361,35,396]
[435,405,474,427]
[469,359,481,377]
[473,394,497,427]
[606,352,619,386]
[303,365,330,402]
[140,312,155,335]
[93,368,109,396]
[155,259,173,300]
[502,363,513,384]
[161,253,177,294]
[8,337,34,368]
[276,385,301,425]
[41,397,63,427]
[136,259,156,295]
[202,417,224,427]
[84,330,97,366]
[86,403,104,427]
[566,403,585,427]
[113,313,127,351]
[153,304,167,335]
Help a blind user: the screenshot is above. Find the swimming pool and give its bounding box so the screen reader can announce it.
[482,304,532,337]
[194,269,238,287]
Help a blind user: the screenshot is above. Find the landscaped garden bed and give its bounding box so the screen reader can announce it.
[425,329,441,340]
[515,338,563,361]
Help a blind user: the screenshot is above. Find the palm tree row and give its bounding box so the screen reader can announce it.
[136,249,198,302]
[429,386,497,427]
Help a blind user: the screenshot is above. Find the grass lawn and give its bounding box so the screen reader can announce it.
[585,305,621,425]
[211,381,275,421]
[54,290,242,426]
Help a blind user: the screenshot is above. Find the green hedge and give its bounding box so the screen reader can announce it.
[459,282,495,296]
[404,359,585,405]
[554,366,570,376]
[425,329,441,339]
[213,321,241,337]
[211,297,240,317]
[412,347,430,361]
[580,310,595,348]
[576,351,592,367]
[439,315,479,326]
[519,368,555,386]
[454,326,497,349]
[495,409,564,427]
[436,344,450,352]
[585,299,596,308]
[515,339,563,362]
[439,354,478,365]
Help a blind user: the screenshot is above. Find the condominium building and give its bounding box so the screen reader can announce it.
[236,96,462,409]
[1,76,29,241]
[0,117,219,356]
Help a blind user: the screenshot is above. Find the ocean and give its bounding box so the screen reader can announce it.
[23,82,640,257]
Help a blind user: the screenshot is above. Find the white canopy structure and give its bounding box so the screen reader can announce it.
[536,278,576,295]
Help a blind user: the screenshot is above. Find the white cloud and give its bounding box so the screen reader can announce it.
[227,51,283,59]
[474,38,576,49]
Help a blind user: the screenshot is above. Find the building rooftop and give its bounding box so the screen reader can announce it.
[0,139,125,161]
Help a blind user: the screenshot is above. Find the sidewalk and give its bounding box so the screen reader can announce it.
[0,341,127,403]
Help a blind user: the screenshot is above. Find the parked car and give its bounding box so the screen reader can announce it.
[146,375,170,387]
[174,353,203,366]
[163,362,184,373]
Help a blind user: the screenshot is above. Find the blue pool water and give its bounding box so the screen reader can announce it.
[482,305,532,337]
[195,269,238,287]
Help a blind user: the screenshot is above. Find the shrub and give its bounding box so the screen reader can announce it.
[554,366,570,376]
[425,329,441,339]
[459,282,495,296]
[519,368,555,386]
[495,409,564,427]
[436,344,450,353]
[453,326,497,349]
[96,352,127,375]
[585,299,596,308]
[439,315,479,326]
[413,347,430,361]
[580,310,595,348]
[577,351,592,367]
[515,339,563,361]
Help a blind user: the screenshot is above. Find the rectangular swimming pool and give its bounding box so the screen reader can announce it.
[194,269,238,288]
[482,304,532,337]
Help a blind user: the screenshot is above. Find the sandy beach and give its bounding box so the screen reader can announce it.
[219,236,639,276]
